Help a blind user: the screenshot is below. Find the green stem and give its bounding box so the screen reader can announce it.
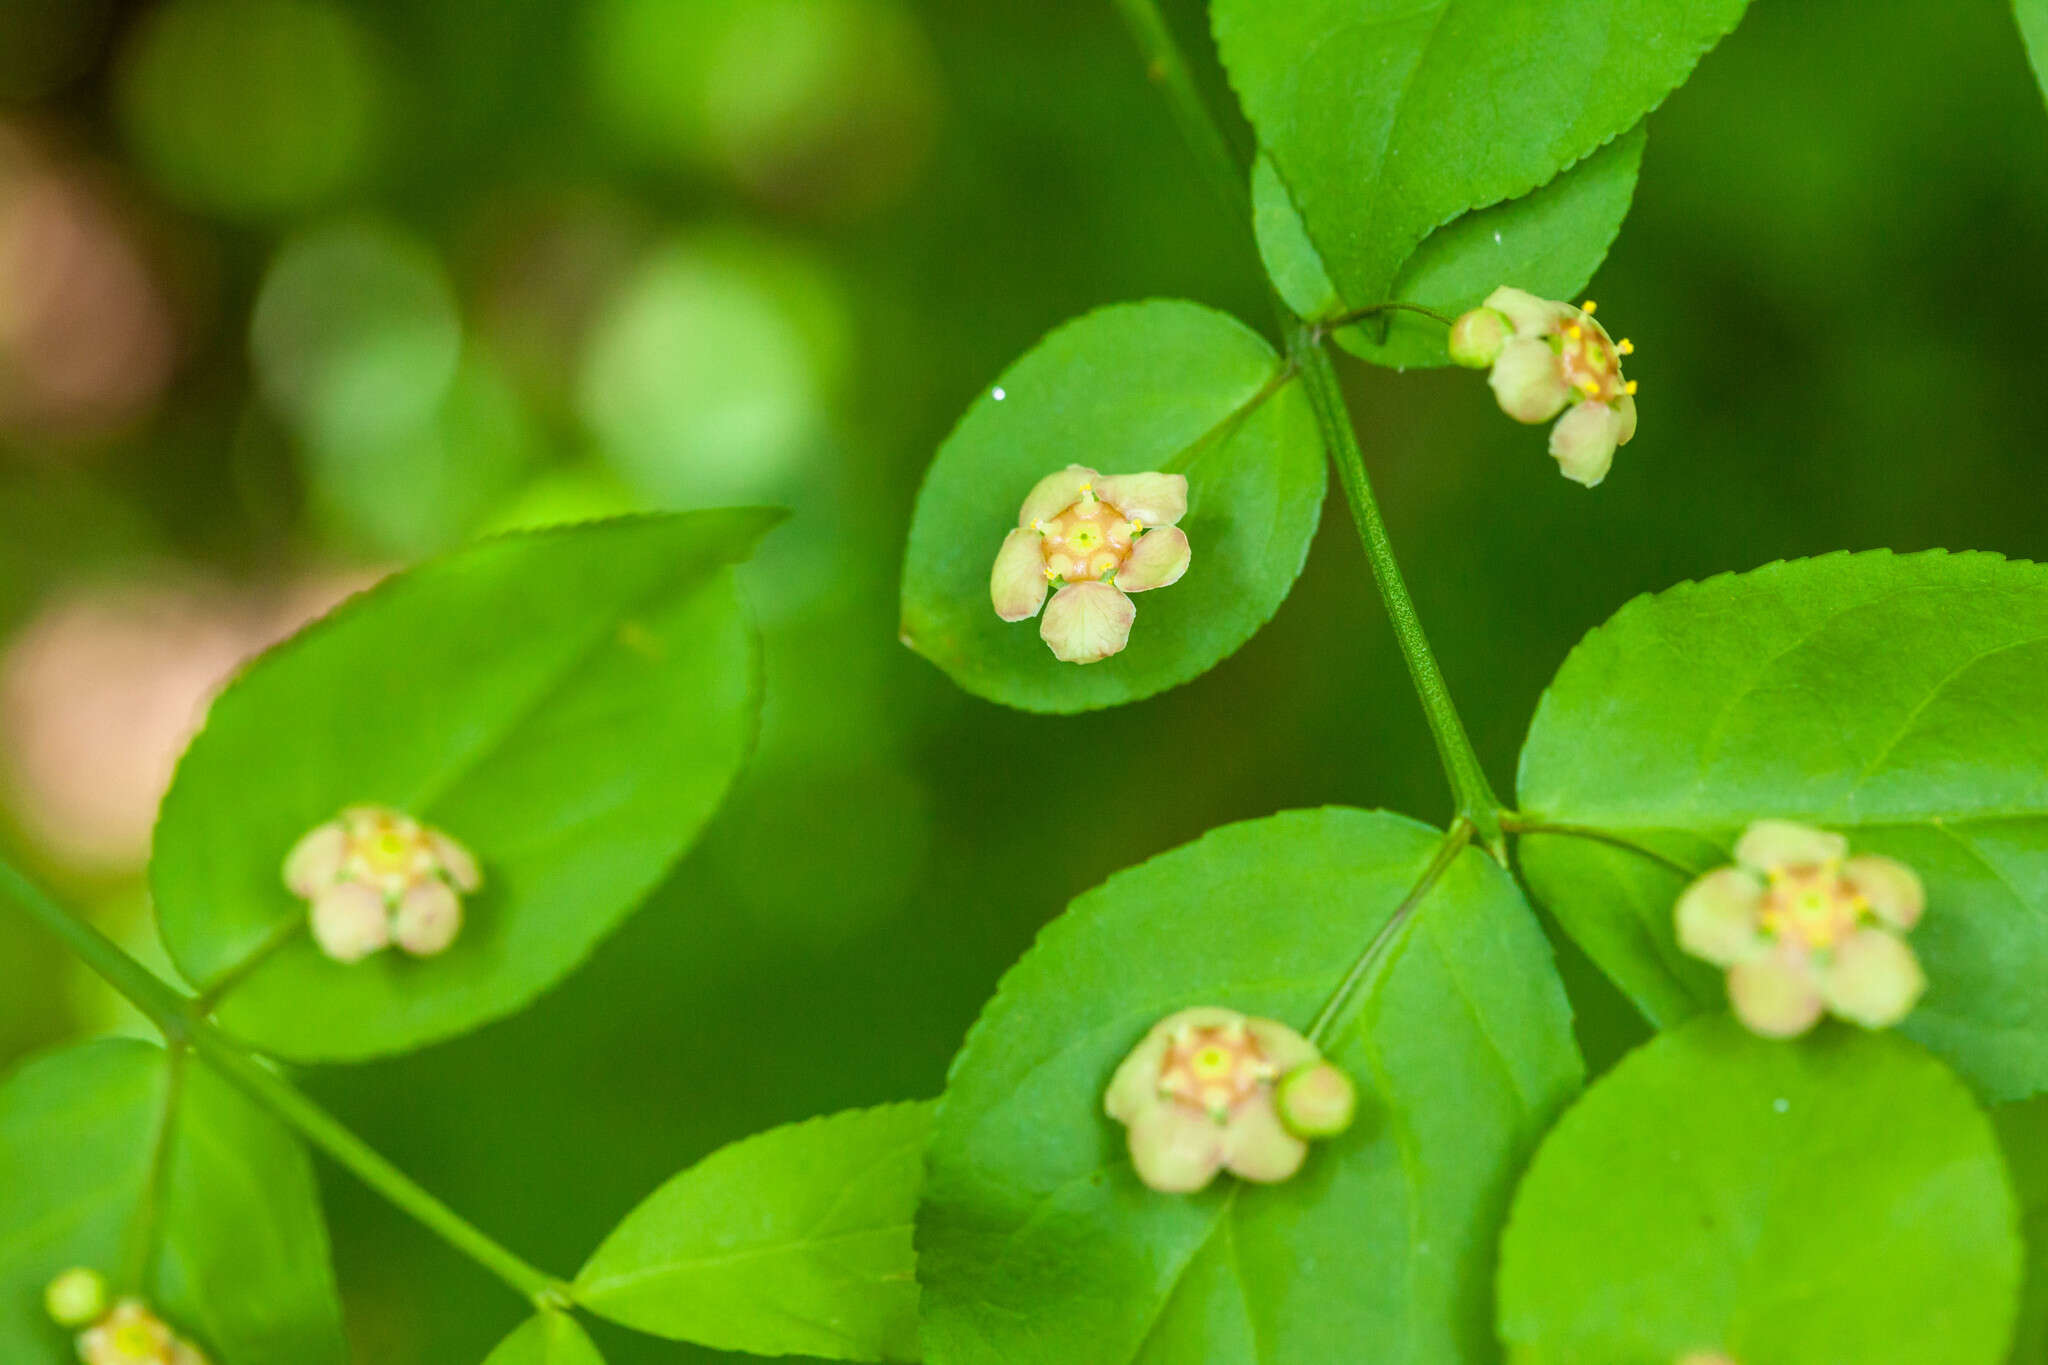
[1290,324,1507,854]
[1497,815,1706,879]
[1322,300,1454,331]
[0,857,571,1310]
[1110,0,1250,224]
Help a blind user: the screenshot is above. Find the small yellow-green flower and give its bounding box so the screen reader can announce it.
[1450,287,1638,487]
[1674,819,1926,1038]
[284,805,482,962]
[1104,1006,1353,1193]
[990,464,1190,664]
[74,1298,209,1365]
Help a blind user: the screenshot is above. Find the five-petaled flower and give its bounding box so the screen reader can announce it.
[1104,1006,1355,1193]
[1449,287,1638,487]
[284,804,482,963]
[74,1298,209,1365]
[1674,819,1927,1038]
[989,464,1190,664]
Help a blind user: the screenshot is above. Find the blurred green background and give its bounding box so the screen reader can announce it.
[1,0,2044,1359]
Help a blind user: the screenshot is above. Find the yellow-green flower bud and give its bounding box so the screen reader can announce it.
[1447,307,1510,368]
[44,1267,107,1328]
[1275,1060,1357,1139]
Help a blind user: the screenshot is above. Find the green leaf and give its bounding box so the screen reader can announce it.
[1214,0,1748,308]
[575,1102,929,1362]
[1255,129,1645,371]
[917,808,1581,1364]
[1516,550,2048,1100]
[1498,1016,2021,1363]
[2018,0,2048,108]
[152,511,778,1062]
[1993,1096,2048,1363]
[0,1039,346,1364]
[899,300,1324,713]
[482,1310,606,1365]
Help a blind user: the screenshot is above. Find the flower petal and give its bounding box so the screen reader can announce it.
[990,527,1049,622]
[1017,464,1097,527]
[1674,866,1769,967]
[1117,527,1190,593]
[1104,1020,1180,1123]
[1218,1100,1309,1184]
[427,829,482,893]
[1548,401,1624,488]
[392,879,463,957]
[1734,819,1847,873]
[283,822,347,896]
[1726,956,1825,1038]
[1614,390,1638,445]
[1843,855,1925,931]
[1820,928,1926,1029]
[1040,581,1135,664]
[1488,338,1570,424]
[1483,286,1569,337]
[1093,472,1188,527]
[309,882,390,964]
[1125,1107,1226,1193]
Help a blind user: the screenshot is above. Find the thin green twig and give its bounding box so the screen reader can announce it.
[1322,300,1454,331]
[0,856,571,1310]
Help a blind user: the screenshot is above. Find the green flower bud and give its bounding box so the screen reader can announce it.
[44,1266,107,1327]
[1446,307,1509,368]
[1275,1061,1357,1139]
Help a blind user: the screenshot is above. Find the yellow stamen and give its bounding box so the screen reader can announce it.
[1625,380,1638,395]
[1580,299,1597,314]
[1578,378,1599,394]
[1042,567,1057,581]
[1130,519,1144,534]
[1031,518,1042,532]
[1566,325,1582,339]
[1617,339,1634,355]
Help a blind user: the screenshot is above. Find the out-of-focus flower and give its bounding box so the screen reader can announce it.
[0,574,374,872]
[1675,819,1926,1038]
[0,130,175,442]
[44,1267,107,1328]
[1104,1006,1351,1193]
[285,805,482,962]
[1449,287,1638,487]
[74,1297,209,1365]
[990,464,1189,664]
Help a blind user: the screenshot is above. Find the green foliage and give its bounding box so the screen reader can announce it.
[481,1311,606,1365]
[917,808,1581,1364]
[1214,0,1749,310]
[1253,128,1645,370]
[899,300,1324,712]
[1498,1017,2021,1363]
[0,1039,345,1363]
[151,511,778,1062]
[2018,0,2048,106]
[1517,551,2048,1100]
[1993,1096,2048,1363]
[575,1102,930,1362]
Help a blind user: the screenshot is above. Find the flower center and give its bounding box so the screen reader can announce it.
[1157,1020,1279,1120]
[1554,308,1631,405]
[1036,488,1135,584]
[1759,863,1866,950]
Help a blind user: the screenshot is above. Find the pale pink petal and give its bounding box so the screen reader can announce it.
[1017,464,1098,528]
[1117,527,1190,593]
[1674,867,1769,967]
[309,882,390,964]
[1726,956,1825,1038]
[1734,819,1847,873]
[1614,391,1638,445]
[1843,855,1925,931]
[1126,1107,1226,1193]
[1483,286,1569,337]
[1488,338,1570,424]
[283,822,347,896]
[1243,1017,1318,1073]
[1093,472,1188,527]
[990,528,1049,622]
[1820,928,1926,1028]
[1218,1100,1310,1184]
[1039,581,1135,664]
[1104,1020,1181,1123]
[392,879,463,957]
[427,829,482,892]
[1548,401,1625,488]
